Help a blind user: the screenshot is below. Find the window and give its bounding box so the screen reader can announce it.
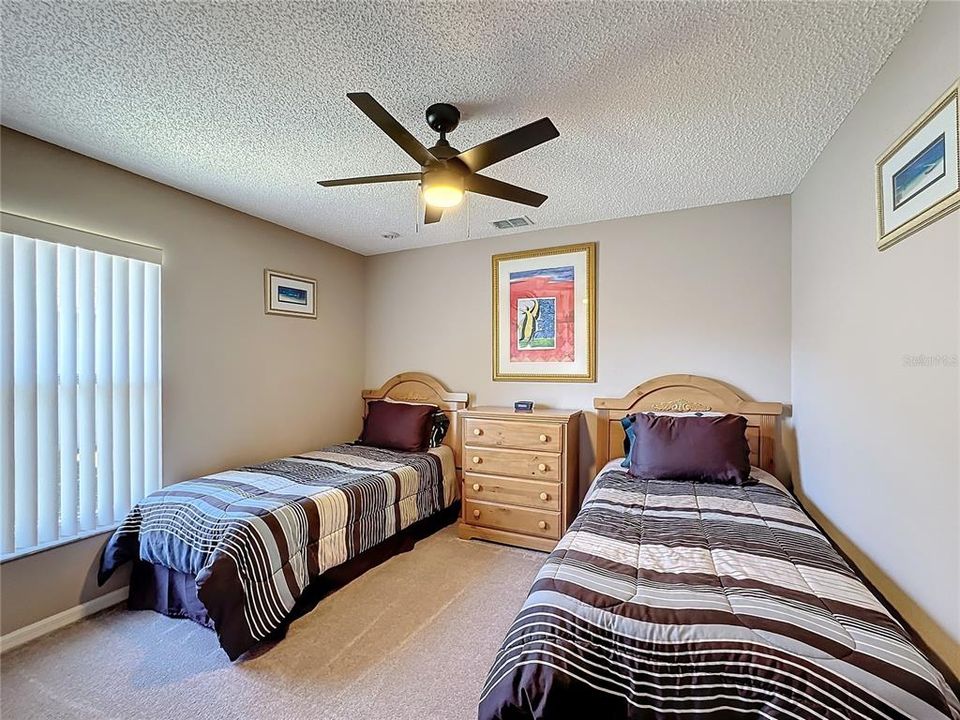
[0,224,161,559]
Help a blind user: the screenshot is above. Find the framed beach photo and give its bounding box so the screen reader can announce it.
[492,242,596,382]
[264,269,317,318]
[876,79,959,250]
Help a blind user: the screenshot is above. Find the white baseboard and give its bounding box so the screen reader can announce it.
[0,586,129,653]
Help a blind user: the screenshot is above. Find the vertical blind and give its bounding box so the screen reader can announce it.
[0,231,161,558]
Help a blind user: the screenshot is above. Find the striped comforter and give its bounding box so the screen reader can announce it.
[99,443,456,659]
[480,463,960,720]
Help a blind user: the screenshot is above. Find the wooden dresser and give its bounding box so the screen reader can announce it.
[457,407,581,551]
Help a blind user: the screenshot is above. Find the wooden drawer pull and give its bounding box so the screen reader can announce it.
[472,483,481,492]
[473,509,481,519]
[538,520,547,530]
[539,434,548,442]
[539,492,549,501]
[473,428,482,436]
[538,463,547,472]
[472,456,481,464]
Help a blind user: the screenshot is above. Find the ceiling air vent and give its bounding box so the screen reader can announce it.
[491,216,535,230]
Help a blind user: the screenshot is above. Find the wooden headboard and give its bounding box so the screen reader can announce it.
[594,374,784,477]
[361,372,469,468]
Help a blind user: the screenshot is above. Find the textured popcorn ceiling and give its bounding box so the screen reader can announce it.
[1,1,923,255]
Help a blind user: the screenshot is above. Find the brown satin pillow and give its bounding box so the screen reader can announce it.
[628,413,751,484]
[359,400,434,452]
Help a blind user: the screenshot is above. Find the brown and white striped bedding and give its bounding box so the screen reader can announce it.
[480,462,960,719]
[99,443,456,659]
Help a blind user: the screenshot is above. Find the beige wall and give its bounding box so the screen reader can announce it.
[0,128,367,635]
[791,1,959,674]
[364,195,793,494]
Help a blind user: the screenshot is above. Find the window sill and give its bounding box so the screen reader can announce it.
[0,525,120,565]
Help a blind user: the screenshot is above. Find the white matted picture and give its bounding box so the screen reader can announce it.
[876,79,959,250]
[492,242,596,382]
[264,269,317,318]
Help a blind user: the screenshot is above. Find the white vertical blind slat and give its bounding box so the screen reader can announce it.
[36,241,59,543]
[77,249,97,532]
[143,263,161,495]
[2,233,159,557]
[58,245,79,537]
[128,261,145,504]
[94,253,114,528]
[0,234,15,553]
[111,258,130,524]
[12,236,38,549]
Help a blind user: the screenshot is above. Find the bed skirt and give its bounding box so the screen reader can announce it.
[127,502,460,650]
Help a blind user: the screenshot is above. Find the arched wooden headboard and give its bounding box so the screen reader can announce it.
[361,372,469,468]
[594,374,784,477]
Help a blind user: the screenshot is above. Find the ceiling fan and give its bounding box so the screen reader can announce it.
[318,93,559,225]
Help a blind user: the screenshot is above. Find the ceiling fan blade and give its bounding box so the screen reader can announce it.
[455,118,559,173]
[347,92,437,167]
[317,172,421,187]
[424,204,443,225]
[466,174,548,207]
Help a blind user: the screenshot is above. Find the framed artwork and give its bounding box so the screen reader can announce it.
[492,242,596,382]
[876,79,959,250]
[263,269,317,318]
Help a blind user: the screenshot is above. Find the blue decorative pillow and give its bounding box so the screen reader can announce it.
[620,415,635,468]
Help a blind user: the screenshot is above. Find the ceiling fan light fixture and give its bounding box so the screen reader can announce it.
[422,169,464,208]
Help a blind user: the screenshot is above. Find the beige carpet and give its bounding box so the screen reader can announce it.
[0,526,546,720]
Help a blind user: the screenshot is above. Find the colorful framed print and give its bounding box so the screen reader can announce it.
[876,79,959,251]
[492,242,596,382]
[264,269,317,319]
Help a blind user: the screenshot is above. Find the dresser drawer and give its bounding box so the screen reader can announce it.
[464,499,561,540]
[463,417,562,452]
[463,447,561,481]
[463,473,561,511]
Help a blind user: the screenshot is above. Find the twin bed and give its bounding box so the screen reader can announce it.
[479,375,960,720]
[99,372,959,719]
[99,372,467,659]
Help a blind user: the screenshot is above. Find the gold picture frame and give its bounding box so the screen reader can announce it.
[492,242,596,382]
[263,269,317,319]
[876,78,959,251]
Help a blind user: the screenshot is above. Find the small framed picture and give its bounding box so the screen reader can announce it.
[264,269,317,319]
[876,79,959,250]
